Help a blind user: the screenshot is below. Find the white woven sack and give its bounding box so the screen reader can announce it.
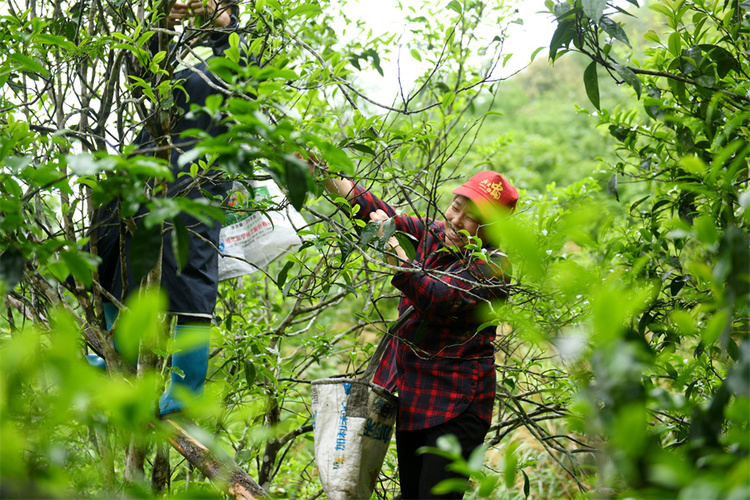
[311,378,398,500]
[218,179,307,281]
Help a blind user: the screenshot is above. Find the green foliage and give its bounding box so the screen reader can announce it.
[1,0,748,499]
[538,0,750,497]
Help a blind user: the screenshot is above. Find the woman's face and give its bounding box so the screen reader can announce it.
[443,195,482,250]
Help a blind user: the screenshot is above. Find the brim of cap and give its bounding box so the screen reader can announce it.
[452,185,499,222]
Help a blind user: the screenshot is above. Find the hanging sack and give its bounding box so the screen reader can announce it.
[218,179,307,281]
[311,306,415,500]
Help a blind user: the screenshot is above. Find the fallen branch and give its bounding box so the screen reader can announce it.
[157,417,269,500]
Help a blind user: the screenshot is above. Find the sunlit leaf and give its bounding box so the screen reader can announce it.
[583,0,606,22]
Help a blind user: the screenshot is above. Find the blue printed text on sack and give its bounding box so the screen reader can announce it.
[363,417,393,444]
[335,402,348,452]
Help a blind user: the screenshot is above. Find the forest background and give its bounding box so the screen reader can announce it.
[0,0,748,499]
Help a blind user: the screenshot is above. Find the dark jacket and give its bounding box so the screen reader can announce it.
[95,25,243,317]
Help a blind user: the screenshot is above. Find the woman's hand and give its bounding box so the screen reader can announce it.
[169,1,232,28]
[369,210,389,237]
[369,210,404,266]
[167,2,190,27]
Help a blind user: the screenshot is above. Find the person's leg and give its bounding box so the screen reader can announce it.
[416,413,490,499]
[158,316,211,416]
[396,428,427,500]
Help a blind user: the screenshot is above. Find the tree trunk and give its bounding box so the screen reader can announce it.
[124,439,147,485]
[89,420,116,497]
[258,399,281,490]
[152,442,171,494]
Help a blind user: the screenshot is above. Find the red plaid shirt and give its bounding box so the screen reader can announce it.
[350,184,508,431]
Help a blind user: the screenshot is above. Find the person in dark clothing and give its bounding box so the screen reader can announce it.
[87,1,242,416]
[315,166,518,499]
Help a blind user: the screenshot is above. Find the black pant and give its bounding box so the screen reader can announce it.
[396,412,490,499]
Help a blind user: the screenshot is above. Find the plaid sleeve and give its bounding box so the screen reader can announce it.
[350,184,426,239]
[391,254,508,314]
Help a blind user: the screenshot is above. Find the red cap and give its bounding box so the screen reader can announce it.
[452,171,519,220]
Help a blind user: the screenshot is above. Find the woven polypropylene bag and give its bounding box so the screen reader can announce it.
[311,378,398,500]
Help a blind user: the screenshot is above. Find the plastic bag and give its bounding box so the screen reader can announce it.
[218,179,307,280]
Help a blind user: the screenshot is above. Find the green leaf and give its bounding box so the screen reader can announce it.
[478,475,499,497]
[360,221,380,247]
[447,1,462,14]
[284,156,309,211]
[204,93,224,115]
[244,359,256,386]
[643,30,660,44]
[697,44,741,78]
[145,199,182,229]
[670,309,697,336]
[530,46,544,62]
[504,441,519,488]
[380,217,396,242]
[67,153,101,176]
[277,260,294,288]
[118,289,168,356]
[522,470,531,498]
[289,3,322,17]
[0,247,25,292]
[10,53,49,77]
[553,2,572,19]
[170,217,189,273]
[484,216,544,281]
[599,16,631,47]
[125,158,173,180]
[436,434,462,456]
[347,143,376,157]
[668,31,682,56]
[431,478,468,495]
[152,50,166,66]
[583,61,600,110]
[649,3,673,18]
[410,48,422,62]
[131,224,162,284]
[680,46,702,74]
[702,308,729,345]
[679,155,706,176]
[583,0,606,23]
[695,75,715,88]
[612,63,642,98]
[394,233,416,260]
[229,32,240,49]
[37,33,77,52]
[607,173,619,201]
[318,144,355,176]
[60,250,93,288]
[282,276,296,298]
[549,19,575,61]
